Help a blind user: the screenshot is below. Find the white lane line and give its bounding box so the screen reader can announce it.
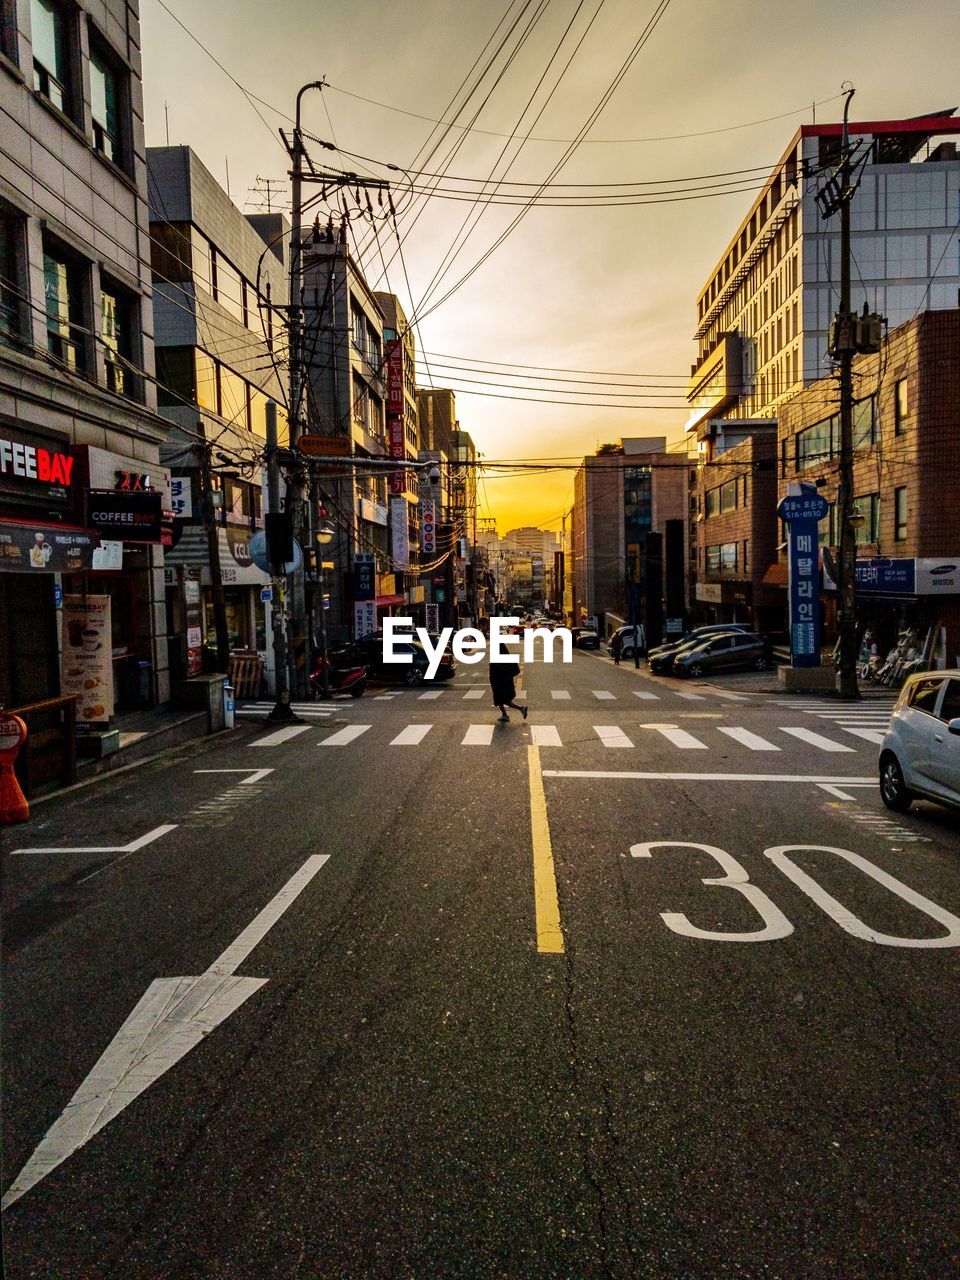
[1,855,329,1211]
[799,711,891,720]
[10,824,177,857]
[632,691,660,700]
[671,690,706,701]
[373,695,396,701]
[817,783,858,800]
[594,725,634,748]
[780,727,855,753]
[592,691,616,701]
[644,725,707,750]
[463,724,495,745]
[319,725,371,747]
[419,689,444,700]
[237,709,332,719]
[390,724,433,746]
[252,724,312,747]
[838,726,886,745]
[551,690,571,700]
[194,769,275,785]
[463,688,486,700]
[717,726,781,752]
[542,771,877,783]
[531,725,562,747]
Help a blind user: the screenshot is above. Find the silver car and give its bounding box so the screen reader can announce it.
[879,670,960,812]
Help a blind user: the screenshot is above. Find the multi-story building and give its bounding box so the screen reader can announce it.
[1,0,173,743]
[777,309,960,665]
[147,146,289,684]
[687,111,960,434]
[570,438,687,640]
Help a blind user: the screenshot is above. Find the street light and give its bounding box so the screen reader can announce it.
[314,519,336,697]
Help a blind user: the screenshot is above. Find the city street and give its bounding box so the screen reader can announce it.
[4,651,959,1278]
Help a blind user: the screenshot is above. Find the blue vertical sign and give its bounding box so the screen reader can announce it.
[777,486,830,669]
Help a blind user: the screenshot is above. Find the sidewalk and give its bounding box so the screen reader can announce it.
[75,705,213,780]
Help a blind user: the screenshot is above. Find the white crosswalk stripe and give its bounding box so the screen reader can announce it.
[531,725,562,747]
[320,725,371,747]
[463,724,494,745]
[717,726,780,752]
[780,727,854,752]
[238,708,332,719]
[551,690,571,700]
[710,690,751,701]
[463,688,486,700]
[672,690,706,702]
[390,724,433,746]
[644,725,707,750]
[632,691,660,700]
[594,725,633,748]
[418,690,444,700]
[251,724,312,747]
[838,726,886,745]
[592,691,616,700]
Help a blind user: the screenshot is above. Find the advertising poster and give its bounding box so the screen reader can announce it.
[61,595,114,724]
[354,600,377,638]
[390,497,409,569]
[422,499,436,555]
[0,523,98,573]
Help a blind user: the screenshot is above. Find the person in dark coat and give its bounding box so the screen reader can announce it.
[489,655,527,722]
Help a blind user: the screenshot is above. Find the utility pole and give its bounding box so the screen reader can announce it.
[197,441,230,672]
[265,402,296,721]
[819,85,860,700]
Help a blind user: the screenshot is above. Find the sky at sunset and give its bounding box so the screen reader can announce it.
[140,0,960,535]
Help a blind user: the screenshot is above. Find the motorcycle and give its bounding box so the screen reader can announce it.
[309,653,368,699]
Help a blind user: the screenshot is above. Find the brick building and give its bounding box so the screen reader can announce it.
[777,308,960,667]
[692,426,780,632]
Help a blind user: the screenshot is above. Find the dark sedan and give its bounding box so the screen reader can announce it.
[646,623,752,668]
[572,627,601,650]
[648,628,749,674]
[672,631,772,678]
[333,632,456,686]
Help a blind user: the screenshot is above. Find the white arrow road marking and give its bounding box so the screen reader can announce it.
[9,824,177,858]
[1,854,329,1211]
[194,769,274,785]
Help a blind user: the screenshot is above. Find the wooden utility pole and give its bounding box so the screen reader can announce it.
[835,86,859,699]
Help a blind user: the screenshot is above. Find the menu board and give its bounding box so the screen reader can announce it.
[61,595,115,724]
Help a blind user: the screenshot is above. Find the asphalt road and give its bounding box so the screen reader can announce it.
[3,647,959,1278]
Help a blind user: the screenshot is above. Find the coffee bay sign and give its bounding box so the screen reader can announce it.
[297,435,352,457]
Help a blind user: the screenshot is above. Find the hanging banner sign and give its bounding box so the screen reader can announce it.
[390,497,409,569]
[170,476,193,519]
[778,486,829,669]
[354,599,377,638]
[61,594,115,724]
[424,603,439,633]
[353,553,375,600]
[422,499,436,555]
[0,521,98,573]
[87,490,163,543]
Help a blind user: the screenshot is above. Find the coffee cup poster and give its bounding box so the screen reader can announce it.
[61,596,114,724]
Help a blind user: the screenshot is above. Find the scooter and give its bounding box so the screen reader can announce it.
[309,653,368,699]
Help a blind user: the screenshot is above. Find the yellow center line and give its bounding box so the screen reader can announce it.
[527,744,564,954]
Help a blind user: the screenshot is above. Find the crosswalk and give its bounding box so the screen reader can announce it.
[780,699,895,746]
[250,719,879,755]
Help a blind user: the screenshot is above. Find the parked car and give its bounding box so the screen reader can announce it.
[879,670,960,813]
[648,627,749,674]
[333,631,456,686]
[572,626,600,650]
[609,624,646,659]
[646,623,753,668]
[672,631,772,678]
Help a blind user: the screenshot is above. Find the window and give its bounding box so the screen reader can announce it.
[195,349,217,411]
[218,364,248,427]
[720,541,738,572]
[720,479,737,513]
[797,415,838,470]
[938,678,960,724]
[31,0,72,115]
[0,214,25,345]
[248,384,269,438]
[852,396,876,449]
[705,487,719,518]
[909,676,943,716]
[151,223,212,293]
[894,379,908,435]
[853,493,880,545]
[705,545,720,574]
[743,539,749,571]
[43,239,87,371]
[213,252,244,323]
[894,486,907,541]
[817,503,835,548]
[156,347,195,406]
[1,0,18,62]
[89,41,122,166]
[100,284,138,399]
[351,302,365,354]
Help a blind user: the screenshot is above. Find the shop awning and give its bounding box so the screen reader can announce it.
[761,562,788,586]
[0,519,99,572]
[375,594,406,606]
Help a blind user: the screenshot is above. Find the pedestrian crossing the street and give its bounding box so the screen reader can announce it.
[248,717,883,756]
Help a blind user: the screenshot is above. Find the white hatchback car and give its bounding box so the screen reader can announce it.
[879,670,960,812]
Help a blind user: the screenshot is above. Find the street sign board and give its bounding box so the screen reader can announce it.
[297,434,351,457]
[778,485,828,669]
